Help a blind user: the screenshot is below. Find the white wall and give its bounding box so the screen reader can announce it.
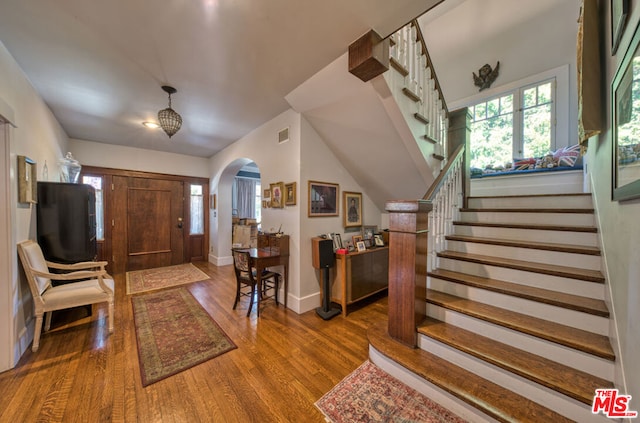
[209,108,381,314]
[587,2,640,402]
[0,41,69,370]
[69,138,210,178]
[424,0,580,148]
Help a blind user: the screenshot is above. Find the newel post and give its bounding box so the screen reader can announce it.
[385,200,432,347]
[447,108,471,208]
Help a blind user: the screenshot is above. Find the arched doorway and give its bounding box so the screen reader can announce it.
[210,158,262,266]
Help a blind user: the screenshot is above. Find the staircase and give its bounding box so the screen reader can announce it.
[370,191,617,422]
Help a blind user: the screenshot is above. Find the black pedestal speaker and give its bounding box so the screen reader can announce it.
[312,237,341,320]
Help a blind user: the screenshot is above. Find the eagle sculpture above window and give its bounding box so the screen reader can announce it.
[473,61,500,91]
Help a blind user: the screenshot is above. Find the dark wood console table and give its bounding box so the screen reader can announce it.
[332,247,388,316]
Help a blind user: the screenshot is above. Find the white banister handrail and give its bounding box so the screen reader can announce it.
[389,20,448,163]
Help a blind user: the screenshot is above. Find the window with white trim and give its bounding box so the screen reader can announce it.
[470,78,556,169]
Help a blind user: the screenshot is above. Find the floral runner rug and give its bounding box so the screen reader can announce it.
[315,360,467,423]
[131,287,237,386]
[126,263,210,295]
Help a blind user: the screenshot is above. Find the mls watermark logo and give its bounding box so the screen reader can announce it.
[592,389,638,418]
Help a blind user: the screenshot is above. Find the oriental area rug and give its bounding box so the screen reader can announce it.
[126,263,210,295]
[315,361,467,423]
[131,287,237,386]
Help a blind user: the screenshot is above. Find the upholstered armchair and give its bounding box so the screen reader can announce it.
[17,240,115,352]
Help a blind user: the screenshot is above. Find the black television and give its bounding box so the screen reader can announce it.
[36,181,97,264]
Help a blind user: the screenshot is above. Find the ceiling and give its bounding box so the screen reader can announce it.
[0,0,441,158]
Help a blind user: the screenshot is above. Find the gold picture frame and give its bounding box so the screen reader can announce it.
[285,182,297,206]
[270,182,284,208]
[18,155,37,204]
[308,180,339,217]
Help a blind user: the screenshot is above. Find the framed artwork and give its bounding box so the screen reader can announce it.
[356,241,366,252]
[308,180,339,217]
[270,182,284,208]
[612,19,640,201]
[374,234,384,247]
[263,188,271,199]
[17,155,37,204]
[611,0,629,55]
[285,182,297,206]
[262,200,270,208]
[362,225,377,241]
[352,234,363,245]
[343,191,362,227]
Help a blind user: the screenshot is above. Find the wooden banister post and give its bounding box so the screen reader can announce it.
[348,30,389,82]
[385,200,432,347]
[448,108,471,208]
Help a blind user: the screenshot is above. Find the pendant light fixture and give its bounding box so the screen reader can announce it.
[157,85,182,138]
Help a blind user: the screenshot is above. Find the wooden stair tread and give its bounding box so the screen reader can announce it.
[426,289,615,360]
[368,321,575,423]
[417,317,613,405]
[428,269,609,317]
[445,234,601,256]
[437,250,605,283]
[468,193,591,199]
[461,208,594,214]
[421,135,437,144]
[453,221,598,233]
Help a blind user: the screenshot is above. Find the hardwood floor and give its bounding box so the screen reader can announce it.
[0,262,388,422]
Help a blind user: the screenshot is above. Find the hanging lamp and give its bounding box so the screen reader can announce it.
[157,85,182,138]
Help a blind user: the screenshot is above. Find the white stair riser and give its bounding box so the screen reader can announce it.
[429,277,609,335]
[369,347,500,423]
[446,240,601,271]
[459,211,595,226]
[418,336,612,423]
[437,257,605,300]
[453,224,599,247]
[468,196,592,209]
[426,304,614,380]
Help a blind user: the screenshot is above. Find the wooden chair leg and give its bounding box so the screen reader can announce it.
[32,314,43,352]
[247,283,256,317]
[44,311,52,331]
[233,280,241,310]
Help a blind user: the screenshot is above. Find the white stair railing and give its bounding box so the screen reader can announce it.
[389,20,449,163]
[424,146,464,272]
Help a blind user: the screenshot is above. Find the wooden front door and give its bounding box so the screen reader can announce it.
[112,176,185,272]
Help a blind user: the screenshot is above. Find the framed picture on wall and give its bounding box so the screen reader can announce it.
[285,182,297,206]
[270,182,284,208]
[611,0,630,55]
[343,191,362,227]
[308,180,339,217]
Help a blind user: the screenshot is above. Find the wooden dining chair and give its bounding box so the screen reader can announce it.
[17,240,115,352]
[231,249,280,317]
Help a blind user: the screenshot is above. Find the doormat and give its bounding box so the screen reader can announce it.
[131,287,236,386]
[315,360,467,423]
[126,263,210,294]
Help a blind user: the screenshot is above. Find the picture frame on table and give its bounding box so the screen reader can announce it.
[356,241,366,252]
[270,182,284,208]
[362,225,377,241]
[308,180,339,217]
[352,235,363,245]
[343,191,362,227]
[332,233,343,251]
[285,182,297,206]
[374,234,384,247]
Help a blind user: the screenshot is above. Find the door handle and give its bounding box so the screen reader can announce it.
[177,217,183,228]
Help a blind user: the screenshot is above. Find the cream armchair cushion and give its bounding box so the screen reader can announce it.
[17,240,115,352]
